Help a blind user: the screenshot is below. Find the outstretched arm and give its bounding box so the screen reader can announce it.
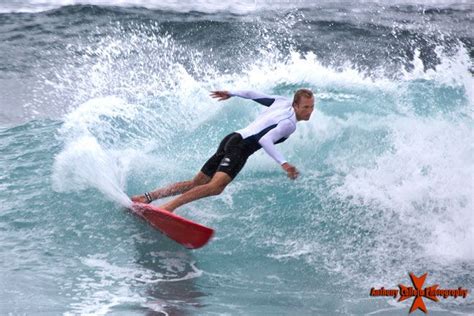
[210,90,278,107]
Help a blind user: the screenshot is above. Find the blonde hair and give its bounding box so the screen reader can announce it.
[293,88,314,105]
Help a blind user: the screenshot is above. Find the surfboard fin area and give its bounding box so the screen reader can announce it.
[131,202,214,249]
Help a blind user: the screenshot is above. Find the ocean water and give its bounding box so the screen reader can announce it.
[0,0,473,315]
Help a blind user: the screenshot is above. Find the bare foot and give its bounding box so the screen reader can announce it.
[131,195,150,204]
[158,203,173,212]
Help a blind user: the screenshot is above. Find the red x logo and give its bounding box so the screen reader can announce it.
[399,273,439,313]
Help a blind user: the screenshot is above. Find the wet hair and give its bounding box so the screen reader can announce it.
[293,88,314,105]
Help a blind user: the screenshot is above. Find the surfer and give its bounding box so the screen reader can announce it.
[131,89,314,212]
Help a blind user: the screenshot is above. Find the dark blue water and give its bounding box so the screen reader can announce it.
[0,1,473,315]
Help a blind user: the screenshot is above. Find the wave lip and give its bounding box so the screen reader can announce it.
[1,0,471,14]
[0,0,258,14]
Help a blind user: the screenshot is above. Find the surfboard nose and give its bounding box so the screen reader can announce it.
[131,202,214,249]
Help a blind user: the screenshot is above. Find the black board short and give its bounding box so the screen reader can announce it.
[200,132,250,179]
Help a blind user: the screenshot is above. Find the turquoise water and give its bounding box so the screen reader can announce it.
[1,1,473,315]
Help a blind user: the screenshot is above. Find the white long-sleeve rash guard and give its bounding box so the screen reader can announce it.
[229,90,297,165]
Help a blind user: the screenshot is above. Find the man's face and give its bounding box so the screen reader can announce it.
[295,96,314,121]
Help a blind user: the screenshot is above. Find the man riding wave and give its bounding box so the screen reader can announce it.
[131,88,315,212]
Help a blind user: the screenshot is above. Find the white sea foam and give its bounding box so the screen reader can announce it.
[52,133,134,207]
[337,116,474,261]
[52,97,139,207]
[247,41,473,293]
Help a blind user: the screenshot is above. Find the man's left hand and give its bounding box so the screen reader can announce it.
[282,162,299,180]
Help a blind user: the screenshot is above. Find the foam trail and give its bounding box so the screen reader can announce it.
[52,135,132,207]
[51,96,142,207]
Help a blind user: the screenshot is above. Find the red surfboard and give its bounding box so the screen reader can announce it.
[131,202,214,249]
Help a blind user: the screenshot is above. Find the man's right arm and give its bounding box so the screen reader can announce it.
[257,119,299,180]
[210,90,278,107]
